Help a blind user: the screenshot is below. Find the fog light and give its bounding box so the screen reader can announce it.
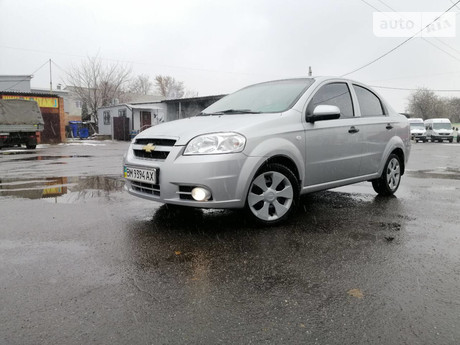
[191,187,211,201]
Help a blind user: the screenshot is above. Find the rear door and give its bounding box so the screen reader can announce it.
[351,84,393,176]
[303,82,363,186]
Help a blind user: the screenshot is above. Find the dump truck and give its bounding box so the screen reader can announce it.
[0,99,44,149]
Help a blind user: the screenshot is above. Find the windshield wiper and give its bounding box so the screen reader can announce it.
[198,109,261,116]
[220,109,261,114]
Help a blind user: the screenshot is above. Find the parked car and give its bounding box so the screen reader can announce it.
[123,77,411,225]
[408,118,426,142]
[424,118,454,143]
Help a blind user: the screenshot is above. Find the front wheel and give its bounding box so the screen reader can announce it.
[372,154,402,196]
[246,163,299,225]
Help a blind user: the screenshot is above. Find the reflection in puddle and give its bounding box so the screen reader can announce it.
[0,155,92,163]
[0,150,35,156]
[0,176,124,202]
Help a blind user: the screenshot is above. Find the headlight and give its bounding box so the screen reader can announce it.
[184,132,246,155]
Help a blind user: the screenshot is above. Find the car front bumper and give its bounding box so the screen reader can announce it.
[124,145,259,209]
[430,135,453,141]
[412,134,426,141]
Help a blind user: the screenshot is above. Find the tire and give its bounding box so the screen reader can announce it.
[26,144,36,149]
[246,163,299,225]
[372,154,402,196]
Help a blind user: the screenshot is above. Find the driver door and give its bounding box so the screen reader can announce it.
[303,82,363,186]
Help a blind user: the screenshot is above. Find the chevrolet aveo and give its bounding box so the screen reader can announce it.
[123,77,411,225]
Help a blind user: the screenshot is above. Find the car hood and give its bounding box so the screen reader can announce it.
[136,113,284,145]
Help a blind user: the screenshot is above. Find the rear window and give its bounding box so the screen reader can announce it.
[353,85,385,116]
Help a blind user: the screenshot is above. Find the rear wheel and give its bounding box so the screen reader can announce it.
[246,163,299,225]
[372,154,402,196]
[26,144,36,149]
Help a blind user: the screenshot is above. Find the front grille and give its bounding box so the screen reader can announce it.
[131,181,160,196]
[135,138,176,146]
[133,150,169,160]
[133,137,177,161]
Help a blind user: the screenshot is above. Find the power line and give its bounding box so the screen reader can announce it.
[371,85,460,92]
[0,45,284,79]
[431,37,460,56]
[375,0,396,11]
[422,38,460,63]
[51,60,66,72]
[367,68,460,83]
[373,0,460,62]
[359,0,381,12]
[342,0,460,77]
[4,60,50,91]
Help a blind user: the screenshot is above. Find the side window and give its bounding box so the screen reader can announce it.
[103,111,111,125]
[353,85,384,116]
[307,82,354,118]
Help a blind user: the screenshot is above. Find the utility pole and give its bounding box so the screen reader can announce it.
[308,66,312,77]
[49,59,52,93]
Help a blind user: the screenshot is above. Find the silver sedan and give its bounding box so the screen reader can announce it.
[123,77,411,225]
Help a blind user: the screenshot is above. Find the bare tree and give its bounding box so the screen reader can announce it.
[445,98,460,123]
[155,75,197,99]
[407,88,460,122]
[66,56,132,127]
[155,75,184,99]
[128,74,153,95]
[407,88,446,120]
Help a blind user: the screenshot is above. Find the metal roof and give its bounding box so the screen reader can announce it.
[161,94,227,103]
[128,104,164,110]
[0,91,60,98]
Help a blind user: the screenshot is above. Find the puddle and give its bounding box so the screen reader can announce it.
[0,155,92,163]
[407,168,460,180]
[0,175,124,201]
[0,150,35,156]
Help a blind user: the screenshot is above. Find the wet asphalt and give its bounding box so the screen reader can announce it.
[0,140,459,345]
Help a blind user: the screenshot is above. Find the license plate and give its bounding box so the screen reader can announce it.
[124,166,157,184]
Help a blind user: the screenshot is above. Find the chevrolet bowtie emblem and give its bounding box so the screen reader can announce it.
[142,143,156,153]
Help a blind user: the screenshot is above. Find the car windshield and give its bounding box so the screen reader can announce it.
[201,78,315,115]
[433,123,451,130]
[410,123,424,129]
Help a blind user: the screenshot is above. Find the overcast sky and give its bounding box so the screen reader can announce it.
[1,0,460,111]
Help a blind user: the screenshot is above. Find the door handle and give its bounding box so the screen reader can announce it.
[348,126,359,134]
[386,124,393,130]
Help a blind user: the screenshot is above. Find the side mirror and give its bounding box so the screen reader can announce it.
[306,105,341,123]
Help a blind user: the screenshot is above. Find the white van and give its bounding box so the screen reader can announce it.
[424,118,453,143]
[408,118,426,142]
